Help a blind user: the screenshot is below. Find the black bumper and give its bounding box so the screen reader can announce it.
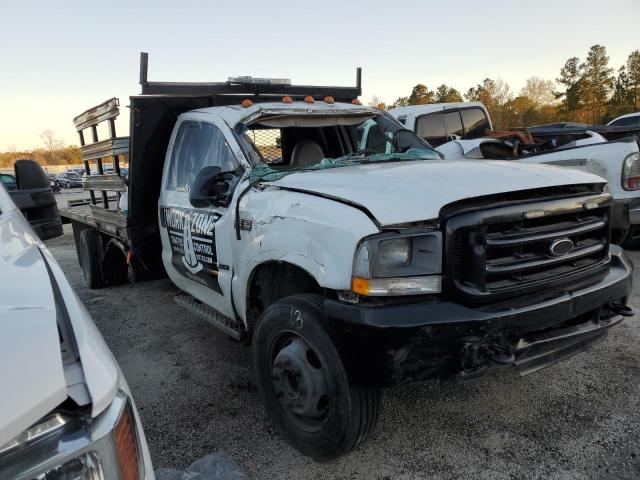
[325,246,634,387]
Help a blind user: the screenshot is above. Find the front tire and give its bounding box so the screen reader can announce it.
[252,294,380,460]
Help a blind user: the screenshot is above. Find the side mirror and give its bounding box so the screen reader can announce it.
[189,166,236,208]
[10,159,63,240]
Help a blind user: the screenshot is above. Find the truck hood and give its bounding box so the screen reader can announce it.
[0,203,118,447]
[269,160,605,225]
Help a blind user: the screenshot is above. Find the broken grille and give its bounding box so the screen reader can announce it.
[248,128,282,163]
[445,195,611,302]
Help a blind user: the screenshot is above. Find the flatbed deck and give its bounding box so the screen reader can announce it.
[60,203,128,241]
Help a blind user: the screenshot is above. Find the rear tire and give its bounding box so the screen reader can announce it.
[79,229,105,289]
[102,243,129,286]
[252,294,380,460]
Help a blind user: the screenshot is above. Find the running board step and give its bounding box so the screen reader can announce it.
[174,293,245,341]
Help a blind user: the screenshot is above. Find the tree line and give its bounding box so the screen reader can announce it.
[0,130,82,169]
[372,45,640,129]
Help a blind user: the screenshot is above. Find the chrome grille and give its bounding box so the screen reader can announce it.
[445,194,611,302]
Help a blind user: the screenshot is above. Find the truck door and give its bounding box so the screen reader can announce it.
[158,115,240,318]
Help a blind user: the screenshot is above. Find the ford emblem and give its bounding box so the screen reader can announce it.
[549,238,574,256]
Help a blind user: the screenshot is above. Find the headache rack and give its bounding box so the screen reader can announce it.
[138,52,362,101]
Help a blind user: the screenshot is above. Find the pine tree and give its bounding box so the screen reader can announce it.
[556,57,584,120]
[580,45,614,123]
[408,84,435,105]
[607,66,633,119]
[434,84,463,103]
[627,50,640,110]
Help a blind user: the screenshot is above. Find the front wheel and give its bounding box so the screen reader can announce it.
[252,294,380,460]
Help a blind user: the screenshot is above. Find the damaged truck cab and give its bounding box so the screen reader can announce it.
[63,55,634,460]
[158,100,634,460]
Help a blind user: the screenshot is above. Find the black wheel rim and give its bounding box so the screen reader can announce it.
[269,332,331,433]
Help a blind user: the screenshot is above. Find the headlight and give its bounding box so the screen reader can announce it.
[352,229,442,296]
[0,414,67,455]
[0,392,142,480]
[378,238,411,268]
[622,152,640,191]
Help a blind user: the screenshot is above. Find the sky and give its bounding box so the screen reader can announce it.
[1,0,639,150]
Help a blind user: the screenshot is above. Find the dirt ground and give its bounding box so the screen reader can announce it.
[46,223,640,480]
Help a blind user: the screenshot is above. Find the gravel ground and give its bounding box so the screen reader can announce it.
[46,225,640,479]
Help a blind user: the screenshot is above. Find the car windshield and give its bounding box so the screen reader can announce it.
[239,113,441,183]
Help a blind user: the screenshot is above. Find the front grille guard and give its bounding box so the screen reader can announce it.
[443,193,612,304]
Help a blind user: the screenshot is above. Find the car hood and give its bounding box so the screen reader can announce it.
[0,201,118,447]
[269,160,605,225]
[0,217,68,448]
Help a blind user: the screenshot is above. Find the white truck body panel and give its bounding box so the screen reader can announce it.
[267,160,604,225]
[156,101,608,328]
[0,186,153,477]
[434,138,640,203]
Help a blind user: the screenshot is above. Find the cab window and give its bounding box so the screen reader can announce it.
[166,121,236,192]
[416,113,446,146]
[461,108,491,138]
[443,111,464,139]
[610,116,640,127]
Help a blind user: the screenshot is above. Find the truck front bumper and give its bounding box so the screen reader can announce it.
[325,246,634,387]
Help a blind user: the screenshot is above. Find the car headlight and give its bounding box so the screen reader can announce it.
[0,391,142,480]
[352,229,442,296]
[622,152,640,191]
[378,238,411,268]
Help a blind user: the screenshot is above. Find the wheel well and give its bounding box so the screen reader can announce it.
[246,262,322,333]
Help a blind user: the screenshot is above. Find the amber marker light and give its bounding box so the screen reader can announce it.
[304,96,315,103]
[351,98,362,105]
[241,98,253,108]
[351,277,370,296]
[324,96,335,104]
[282,96,293,103]
[114,406,140,480]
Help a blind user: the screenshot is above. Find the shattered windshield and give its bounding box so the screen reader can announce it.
[236,113,441,183]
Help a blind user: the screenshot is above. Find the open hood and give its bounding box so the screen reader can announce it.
[269,159,606,226]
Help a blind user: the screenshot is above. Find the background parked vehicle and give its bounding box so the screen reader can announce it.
[57,171,83,188]
[608,112,640,127]
[59,54,634,460]
[0,160,154,479]
[391,103,640,247]
[47,173,61,194]
[389,102,492,146]
[0,173,17,191]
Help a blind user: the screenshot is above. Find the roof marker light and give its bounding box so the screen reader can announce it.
[351,98,362,105]
[324,96,335,104]
[304,96,315,104]
[241,99,253,108]
[282,96,293,104]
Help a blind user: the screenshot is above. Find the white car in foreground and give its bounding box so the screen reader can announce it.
[0,160,153,479]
